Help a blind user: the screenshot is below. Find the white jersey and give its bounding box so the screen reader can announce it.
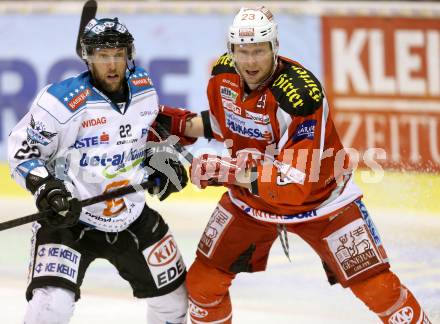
[8,67,159,232]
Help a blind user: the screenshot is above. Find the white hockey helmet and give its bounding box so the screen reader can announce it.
[228,6,278,55]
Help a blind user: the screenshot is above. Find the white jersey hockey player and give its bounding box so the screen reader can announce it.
[8,17,192,324]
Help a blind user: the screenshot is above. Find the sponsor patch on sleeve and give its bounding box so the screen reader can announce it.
[66,88,91,111]
[292,120,316,142]
[33,244,81,283]
[131,76,153,87]
[142,231,185,289]
[27,115,57,146]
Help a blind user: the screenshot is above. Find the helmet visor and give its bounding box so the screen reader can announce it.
[86,47,128,64]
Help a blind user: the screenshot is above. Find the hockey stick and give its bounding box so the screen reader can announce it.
[0,125,194,231]
[0,126,194,232]
[155,123,194,164]
[0,126,194,231]
[0,180,155,231]
[0,127,193,232]
[75,0,97,58]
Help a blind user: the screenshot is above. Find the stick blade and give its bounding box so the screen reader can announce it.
[75,0,98,58]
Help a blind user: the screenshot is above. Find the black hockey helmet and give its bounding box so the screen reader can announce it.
[80,17,135,61]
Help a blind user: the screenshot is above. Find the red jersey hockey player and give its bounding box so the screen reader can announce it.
[161,6,432,324]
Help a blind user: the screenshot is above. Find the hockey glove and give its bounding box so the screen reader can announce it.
[155,105,198,145]
[26,174,81,228]
[190,154,255,189]
[145,142,188,201]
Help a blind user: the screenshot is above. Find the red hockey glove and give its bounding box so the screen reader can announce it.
[155,105,198,145]
[190,154,255,189]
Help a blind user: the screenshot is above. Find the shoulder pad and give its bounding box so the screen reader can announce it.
[271,63,323,116]
[128,67,155,94]
[45,71,93,113]
[211,53,236,76]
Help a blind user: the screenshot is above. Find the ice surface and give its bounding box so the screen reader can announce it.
[0,198,439,323]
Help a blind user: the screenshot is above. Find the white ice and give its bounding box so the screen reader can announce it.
[0,198,439,323]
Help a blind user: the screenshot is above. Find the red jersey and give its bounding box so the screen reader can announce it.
[206,53,362,223]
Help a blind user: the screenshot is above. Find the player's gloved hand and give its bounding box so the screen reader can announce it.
[154,105,198,145]
[190,154,254,189]
[145,143,188,201]
[27,176,81,228]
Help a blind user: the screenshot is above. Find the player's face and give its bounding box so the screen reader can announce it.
[232,42,274,90]
[89,48,127,93]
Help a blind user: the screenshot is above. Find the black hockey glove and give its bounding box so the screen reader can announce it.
[26,173,81,228]
[145,142,188,201]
